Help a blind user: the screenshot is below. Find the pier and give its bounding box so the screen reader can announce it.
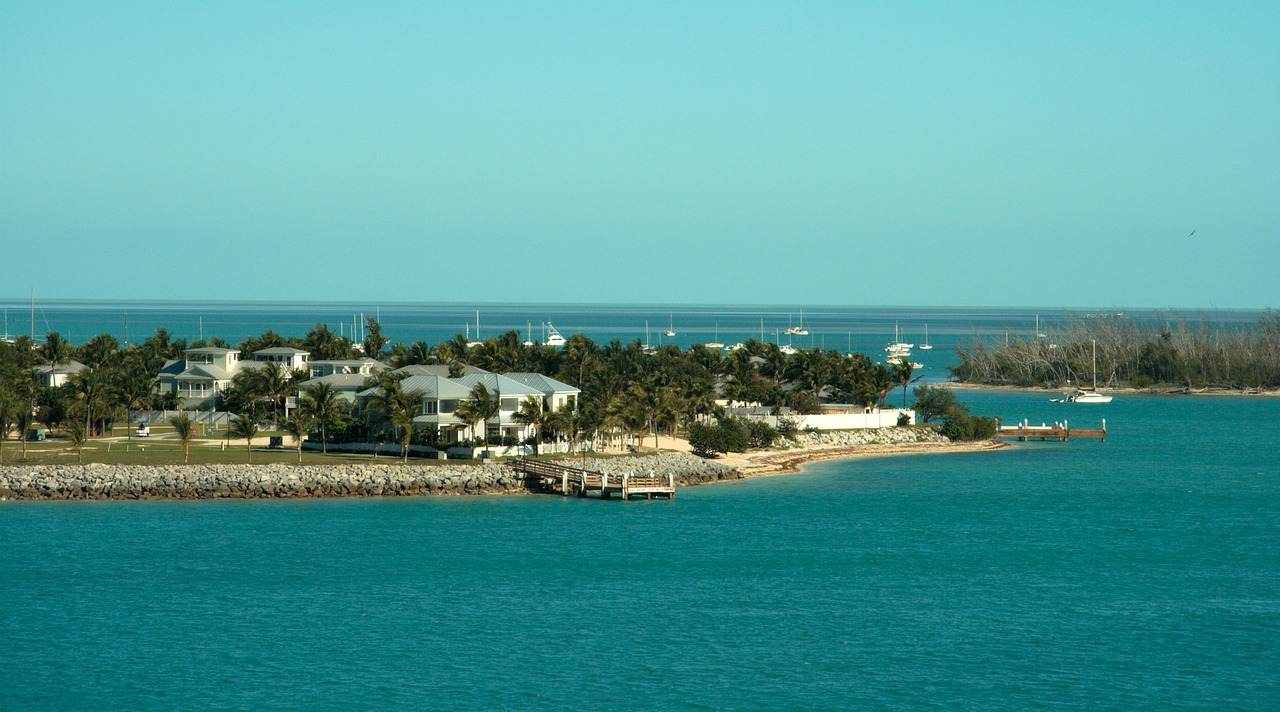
[998,419,1106,442]
[511,459,676,500]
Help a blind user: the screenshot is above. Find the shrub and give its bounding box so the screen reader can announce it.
[896,412,911,427]
[745,420,779,449]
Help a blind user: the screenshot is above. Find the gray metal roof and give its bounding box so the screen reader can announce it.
[453,373,543,398]
[393,363,490,377]
[501,372,581,395]
[253,347,309,355]
[356,374,473,400]
[182,347,236,355]
[305,373,370,389]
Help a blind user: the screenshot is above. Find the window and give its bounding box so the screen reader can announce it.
[422,401,438,415]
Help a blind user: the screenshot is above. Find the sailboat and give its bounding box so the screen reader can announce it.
[706,323,724,350]
[643,321,656,354]
[919,324,933,350]
[544,322,566,347]
[466,311,482,348]
[785,309,809,336]
[1064,340,1113,403]
[665,312,676,337]
[522,322,535,347]
[1,308,13,344]
[885,321,913,355]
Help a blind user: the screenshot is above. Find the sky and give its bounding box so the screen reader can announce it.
[2,1,1277,308]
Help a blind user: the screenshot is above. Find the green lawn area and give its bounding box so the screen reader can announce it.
[0,438,460,466]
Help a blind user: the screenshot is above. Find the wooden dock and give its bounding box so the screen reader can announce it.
[510,459,676,500]
[998,418,1106,442]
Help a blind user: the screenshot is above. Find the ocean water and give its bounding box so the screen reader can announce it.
[2,390,1277,709]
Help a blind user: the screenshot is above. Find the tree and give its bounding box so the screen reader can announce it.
[70,366,112,440]
[169,412,195,463]
[229,413,258,463]
[65,418,87,464]
[911,385,960,423]
[456,383,500,457]
[0,388,18,462]
[299,382,342,454]
[893,359,920,408]
[513,396,550,456]
[283,410,314,464]
[363,317,389,359]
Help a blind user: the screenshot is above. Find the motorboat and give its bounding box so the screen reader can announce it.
[544,322,566,347]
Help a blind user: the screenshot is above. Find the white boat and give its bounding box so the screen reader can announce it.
[643,322,656,354]
[1062,340,1112,403]
[785,309,809,336]
[919,324,933,350]
[522,322,535,347]
[544,322,566,347]
[665,312,676,337]
[466,312,482,348]
[885,321,913,354]
[729,342,747,352]
[780,344,799,355]
[706,323,724,350]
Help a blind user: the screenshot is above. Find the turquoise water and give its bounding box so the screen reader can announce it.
[3,391,1278,709]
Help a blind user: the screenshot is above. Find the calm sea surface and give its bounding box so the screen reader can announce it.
[2,390,1277,709]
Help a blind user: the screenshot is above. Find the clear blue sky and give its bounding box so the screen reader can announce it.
[2,1,1277,308]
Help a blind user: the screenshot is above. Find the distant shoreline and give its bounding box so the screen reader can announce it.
[939,382,1280,397]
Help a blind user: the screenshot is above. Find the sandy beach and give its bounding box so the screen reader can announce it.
[619,432,1007,481]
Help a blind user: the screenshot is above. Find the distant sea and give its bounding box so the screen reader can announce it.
[0,300,1267,382]
[2,389,1277,709]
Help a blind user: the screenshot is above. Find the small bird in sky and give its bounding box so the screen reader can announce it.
[1187,229,1196,237]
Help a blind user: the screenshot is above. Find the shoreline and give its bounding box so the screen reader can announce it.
[938,382,1280,397]
[710,439,1007,479]
[0,431,1004,501]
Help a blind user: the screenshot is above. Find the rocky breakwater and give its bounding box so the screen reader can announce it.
[546,451,742,487]
[0,463,524,501]
[792,426,951,448]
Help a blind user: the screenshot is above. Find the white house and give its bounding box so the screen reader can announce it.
[33,360,87,388]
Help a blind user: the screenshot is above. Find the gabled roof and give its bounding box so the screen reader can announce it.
[501,372,581,395]
[33,360,87,375]
[453,373,544,398]
[356,374,473,400]
[253,347,309,356]
[176,364,233,381]
[183,347,236,355]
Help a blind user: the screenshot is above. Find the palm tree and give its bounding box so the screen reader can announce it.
[169,412,195,463]
[70,366,111,440]
[0,389,18,462]
[39,331,70,374]
[65,418,87,464]
[385,391,419,462]
[456,382,499,457]
[299,381,342,454]
[229,413,258,463]
[893,359,919,408]
[513,396,550,456]
[283,410,313,464]
[257,363,292,425]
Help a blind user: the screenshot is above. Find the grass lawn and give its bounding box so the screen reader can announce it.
[0,438,463,467]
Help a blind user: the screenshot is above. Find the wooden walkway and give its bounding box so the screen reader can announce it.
[998,419,1107,442]
[510,459,676,500]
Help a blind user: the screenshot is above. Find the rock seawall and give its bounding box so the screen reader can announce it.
[0,452,740,501]
[545,451,742,486]
[0,463,524,501]
[793,426,950,447]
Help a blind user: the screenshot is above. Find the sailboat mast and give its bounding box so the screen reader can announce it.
[1092,339,1098,390]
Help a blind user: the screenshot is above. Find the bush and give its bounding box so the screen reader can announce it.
[940,411,998,441]
[689,419,752,457]
[896,412,911,427]
[745,420,779,449]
